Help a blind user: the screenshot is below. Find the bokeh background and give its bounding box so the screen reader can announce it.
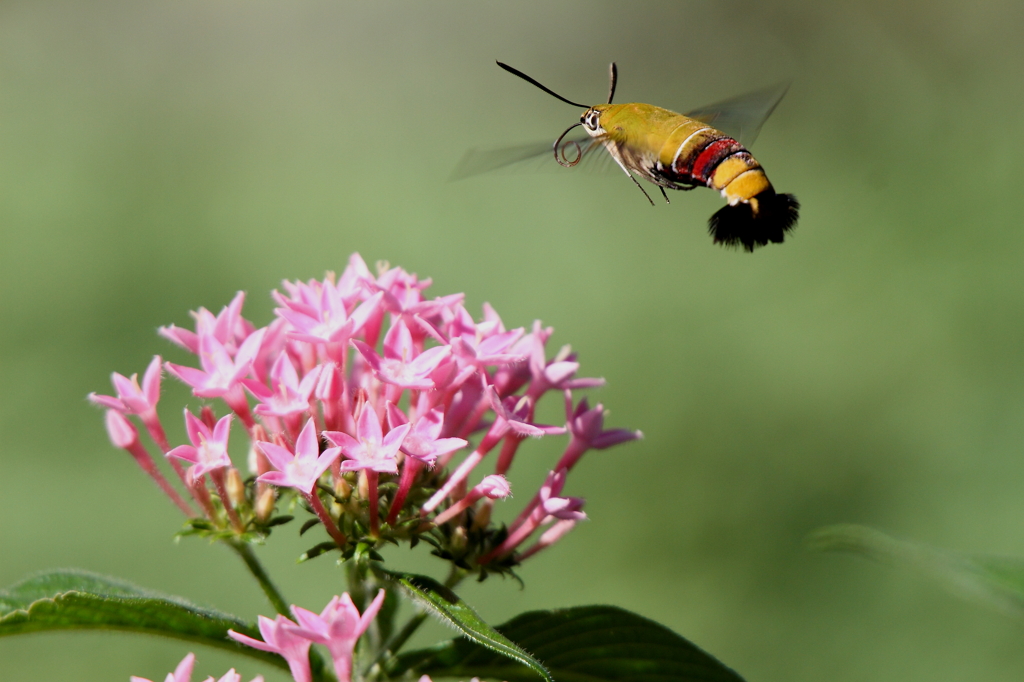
[3,1,1024,680]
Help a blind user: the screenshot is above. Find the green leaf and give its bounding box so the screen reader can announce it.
[0,569,287,671]
[388,604,745,682]
[374,565,554,682]
[808,524,1024,619]
[299,541,338,562]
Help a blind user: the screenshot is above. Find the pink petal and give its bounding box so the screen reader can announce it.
[257,441,297,473]
[142,355,163,407]
[293,419,320,461]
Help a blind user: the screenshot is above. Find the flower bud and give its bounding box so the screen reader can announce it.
[334,476,352,499]
[226,467,246,509]
[248,424,269,474]
[105,410,138,449]
[255,486,277,523]
[450,525,468,553]
[470,498,493,531]
[200,405,217,430]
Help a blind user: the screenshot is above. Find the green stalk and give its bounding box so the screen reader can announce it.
[229,540,291,616]
[229,540,333,682]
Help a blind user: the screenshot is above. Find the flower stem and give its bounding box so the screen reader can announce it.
[367,471,380,538]
[386,458,422,525]
[306,489,348,548]
[229,540,290,616]
[231,541,333,682]
[211,469,244,533]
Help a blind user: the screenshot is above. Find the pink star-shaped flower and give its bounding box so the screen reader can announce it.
[489,389,566,438]
[166,411,233,479]
[559,394,643,470]
[567,397,640,448]
[351,321,450,390]
[242,355,321,419]
[324,407,410,474]
[257,418,342,494]
[451,328,526,370]
[229,615,312,682]
[276,281,382,347]
[289,590,386,682]
[159,291,251,356]
[387,404,467,467]
[165,327,266,399]
[89,355,163,416]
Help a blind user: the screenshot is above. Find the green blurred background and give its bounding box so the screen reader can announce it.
[3,1,1024,680]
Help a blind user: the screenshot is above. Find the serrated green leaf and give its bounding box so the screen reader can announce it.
[374,566,553,682]
[0,569,288,671]
[808,524,1024,619]
[388,605,745,682]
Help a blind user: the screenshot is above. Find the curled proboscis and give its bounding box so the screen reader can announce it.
[553,123,584,168]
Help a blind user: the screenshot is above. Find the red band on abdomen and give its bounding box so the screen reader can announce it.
[691,138,743,183]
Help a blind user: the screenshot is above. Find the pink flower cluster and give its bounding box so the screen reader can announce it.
[229,590,385,682]
[92,254,641,569]
[135,591,417,682]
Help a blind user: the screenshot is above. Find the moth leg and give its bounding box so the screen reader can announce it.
[627,172,655,206]
[660,187,670,204]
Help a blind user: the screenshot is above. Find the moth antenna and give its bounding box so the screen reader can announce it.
[496,61,590,108]
[607,62,618,104]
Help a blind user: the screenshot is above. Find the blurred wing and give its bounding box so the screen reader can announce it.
[450,132,609,180]
[684,82,790,147]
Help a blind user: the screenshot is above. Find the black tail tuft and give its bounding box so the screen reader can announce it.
[708,191,800,252]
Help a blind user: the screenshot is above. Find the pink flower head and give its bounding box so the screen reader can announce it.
[167,411,234,479]
[229,615,312,682]
[325,407,410,474]
[89,355,163,415]
[289,590,386,682]
[96,256,641,569]
[130,652,195,682]
[257,418,342,494]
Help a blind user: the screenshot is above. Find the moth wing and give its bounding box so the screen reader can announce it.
[450,132,610,180]
[684,82,790,147]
